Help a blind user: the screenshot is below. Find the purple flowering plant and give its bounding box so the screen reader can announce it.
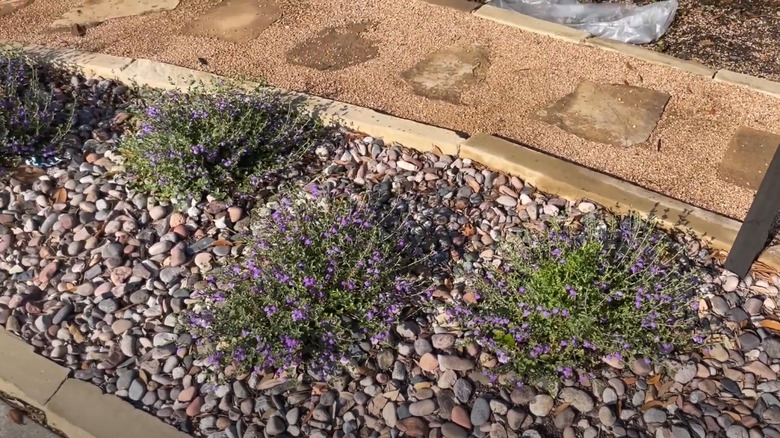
[454,214,704,384]
[0,49,73,175]
[189,188,428,378]
[119,83,321,204]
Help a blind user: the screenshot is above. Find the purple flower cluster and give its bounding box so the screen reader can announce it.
[119,85,321,204]
[0,51,73,174]
[457,215,704,385]
[189,190,426,378]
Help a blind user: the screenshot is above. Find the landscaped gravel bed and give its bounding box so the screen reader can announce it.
[3,56,780,438]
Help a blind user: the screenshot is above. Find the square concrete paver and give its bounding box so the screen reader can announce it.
[401,42,490,104]
[0,0,32,17]
[718,126,780,190]
[536,80,670,147]
[181,0,280,44]
[51,0,180,29]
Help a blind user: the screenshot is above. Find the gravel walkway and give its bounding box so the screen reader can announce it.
[3,71,780,438]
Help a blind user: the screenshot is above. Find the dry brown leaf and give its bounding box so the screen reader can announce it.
[626,62,635,71]
[647,375,661,385]
[724,411,741,421]
[553,402,572,416]
[462,224,476,237]
[656,380,674,395]
[466,178,480,193]
[65,283,77,292]
[311,382,328,395]
[213,239,233,247]
[623,377,637,386]
[431,145,444,157]
[758,320,780,333]
[54,187,67,203]
[664,395,678,408]
[414,382,431,390]
[7,408,23,425]
[641,400,664,411]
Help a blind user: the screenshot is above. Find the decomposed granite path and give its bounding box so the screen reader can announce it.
[1,0,779,221]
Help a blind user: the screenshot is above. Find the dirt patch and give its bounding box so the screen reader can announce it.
[401,42,489,104]
[50,0,180,29]
[286,22,379,72]
[181,0,281,44]
[719,127,780,190]
[0,0,32,17]
[536,80,670,147]
[585,0,780,82]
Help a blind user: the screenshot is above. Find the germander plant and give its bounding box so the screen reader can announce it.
[453,214,704,385]
[189,188,429,378]
[0,49,73,175]
[119,84,322,204]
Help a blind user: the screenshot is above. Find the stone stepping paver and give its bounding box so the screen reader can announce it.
[718,126,780,190]
[401,42,490,104]
[286,22,379,72]
[181,0,280,44]
[50,0,180,29]
[536,80,670,147]
[0,0,31,17]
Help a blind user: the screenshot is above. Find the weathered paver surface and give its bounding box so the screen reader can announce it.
[719,127,780,190]
[1,0,779,220]
[536,80,670,147]
[0,400,60,438]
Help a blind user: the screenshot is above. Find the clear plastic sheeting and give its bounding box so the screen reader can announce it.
[492,0,679,44]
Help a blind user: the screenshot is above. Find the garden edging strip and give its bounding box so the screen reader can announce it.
[0,328,189,438]
[469,4,780,98]
[3,41,779,271]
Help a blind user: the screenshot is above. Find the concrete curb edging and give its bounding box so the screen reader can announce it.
[469,4,780,98]
[0,329,189,438]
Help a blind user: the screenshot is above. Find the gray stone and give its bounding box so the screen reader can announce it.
[441,423,469,438]
[559,387,594,413]
[409,399,436,416]
[264,416,286,436]
[454,378,473,403]
[439,355,475,371]
[471,398,491,426]
[599,406,617,426]
[674,362,697,384]
[529,395,554,417]
[643,408,667,424]
[128,379,145,401]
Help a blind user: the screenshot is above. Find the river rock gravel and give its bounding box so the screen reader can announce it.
[2,72,780,438]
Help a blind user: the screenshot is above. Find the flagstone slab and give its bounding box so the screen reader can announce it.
[286,22,378,72]
[182,0,280,44]
[0,0,32,17]
[536,80,670,147]
[50,0,180,29]
[718,126,780,190]
[401,43,489,104]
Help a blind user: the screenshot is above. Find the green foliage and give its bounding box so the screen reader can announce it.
[0,49,73,173]
[189,189,428,378]
[454,214,703,385]
[119,84,322,204]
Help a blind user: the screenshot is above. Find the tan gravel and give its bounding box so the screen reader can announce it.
[1,0,779,221]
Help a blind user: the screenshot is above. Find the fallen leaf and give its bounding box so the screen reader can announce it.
[431,145,443,157]
[462,224,476,237]
[724,411,741,421]
[664,395,678,408]
[53,187,67,203]
[213,239,233,247]
[554,402,572,416]
[7,408,23,425]
[414,382,431,390]
[759,320,780,333]
[626,62,635,71]
[641,400,664,411]
[648,375,661,385]
[311,382,328,395]
[623,377,637,385]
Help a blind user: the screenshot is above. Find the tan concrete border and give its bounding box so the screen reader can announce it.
[715,69,780,100]
[0,327,190,438]
[473,4,589,43]
[584,37,716,78]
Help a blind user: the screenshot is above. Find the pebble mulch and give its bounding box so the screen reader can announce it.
[2,72,780,438]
